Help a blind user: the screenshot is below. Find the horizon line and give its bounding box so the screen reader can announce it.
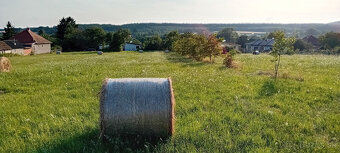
[4,21,338,29]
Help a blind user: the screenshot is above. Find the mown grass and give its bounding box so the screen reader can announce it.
[0,51,339,152]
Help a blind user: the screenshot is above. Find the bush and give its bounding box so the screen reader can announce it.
[51,45,62,53]
[286,49,295,55]
[223,54,233,68]
[223,49,238,68]
[143,35,163,50]
[334,46,340,54]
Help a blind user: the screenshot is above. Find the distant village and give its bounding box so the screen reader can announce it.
[0,18,339,55]
[0,29,328,55]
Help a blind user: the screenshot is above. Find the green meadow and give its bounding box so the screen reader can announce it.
[0,51,339,152]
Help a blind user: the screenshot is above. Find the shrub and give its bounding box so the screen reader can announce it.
[51,45,62,53]
[334,46,340,54]
[143,35,163,50]
[223,49,238,68]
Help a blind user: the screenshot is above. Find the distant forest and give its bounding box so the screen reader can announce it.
[3,23,340,38]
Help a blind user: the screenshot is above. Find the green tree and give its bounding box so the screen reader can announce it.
[109,29,131,51]
[173,33,221,61]
[105,32,113,44]
[62,29,86,51]
[163,31,180,50]
[2,21,17,40]
[293,39,311,51]
[83,26,106,49]
[173,33,205,60]
[38,29,45,35]
[56,17,78,41]
[204,34,222,62]
[271,31,296,79]
[237,35,248,48]
[319,32,340,49]
[217,28,238,43]
[144,35,163,50]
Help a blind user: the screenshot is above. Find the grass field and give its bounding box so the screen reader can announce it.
[0,51,339,152]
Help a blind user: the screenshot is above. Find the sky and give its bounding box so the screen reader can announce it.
[1,0,340,28]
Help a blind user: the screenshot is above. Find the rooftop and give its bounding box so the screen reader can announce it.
[247,39,275,46]
[4,40,25,49]
[11,28,51,44]
[0,41,12,51]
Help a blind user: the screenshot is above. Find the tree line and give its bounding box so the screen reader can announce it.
[1,18,340,54]
[2,22,338,37]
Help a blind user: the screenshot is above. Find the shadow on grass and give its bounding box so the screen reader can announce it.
[258,79,278,97]
[36,129,168,153]
[65,51,98,55]
[0,88,9,95]
[165,53,206,67]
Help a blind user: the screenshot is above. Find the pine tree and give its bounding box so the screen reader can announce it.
[2,21,17,40]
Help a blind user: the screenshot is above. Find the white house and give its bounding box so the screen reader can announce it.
[123,43,141,51]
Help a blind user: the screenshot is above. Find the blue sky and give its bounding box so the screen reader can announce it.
[1,0,340,28]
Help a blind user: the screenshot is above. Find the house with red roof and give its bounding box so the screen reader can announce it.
[10,28,52,54]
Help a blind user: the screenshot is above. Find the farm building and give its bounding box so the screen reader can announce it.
[245,39,275,53]
[0,41,12,54]
[0,40,32,55]
[123,43,141,51]
[2,40,32,55]
[9,28,52,54]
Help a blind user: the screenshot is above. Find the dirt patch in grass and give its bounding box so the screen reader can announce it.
[0,88,9,95]
[256,70,273,76]
[281,72,304,82]
[256,71,304,82]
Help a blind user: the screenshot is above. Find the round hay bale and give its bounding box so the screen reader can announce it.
[97,51,103,55]
[0,57,12,72]
[139,50,143,53]
[56,50,62,54]
[165,50,169,53]
[100,78,175,138]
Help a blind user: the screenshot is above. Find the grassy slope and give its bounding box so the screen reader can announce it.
[0,52,339,152]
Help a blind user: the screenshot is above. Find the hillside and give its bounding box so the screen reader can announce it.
[0,52,339,152]
[3,23,340,36]
[329,21,340,24]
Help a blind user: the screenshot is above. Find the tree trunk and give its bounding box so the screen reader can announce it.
[274,54,281,80]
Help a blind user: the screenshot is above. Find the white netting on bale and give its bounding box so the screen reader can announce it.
[0,57,12,72]
[100,78,175,138]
